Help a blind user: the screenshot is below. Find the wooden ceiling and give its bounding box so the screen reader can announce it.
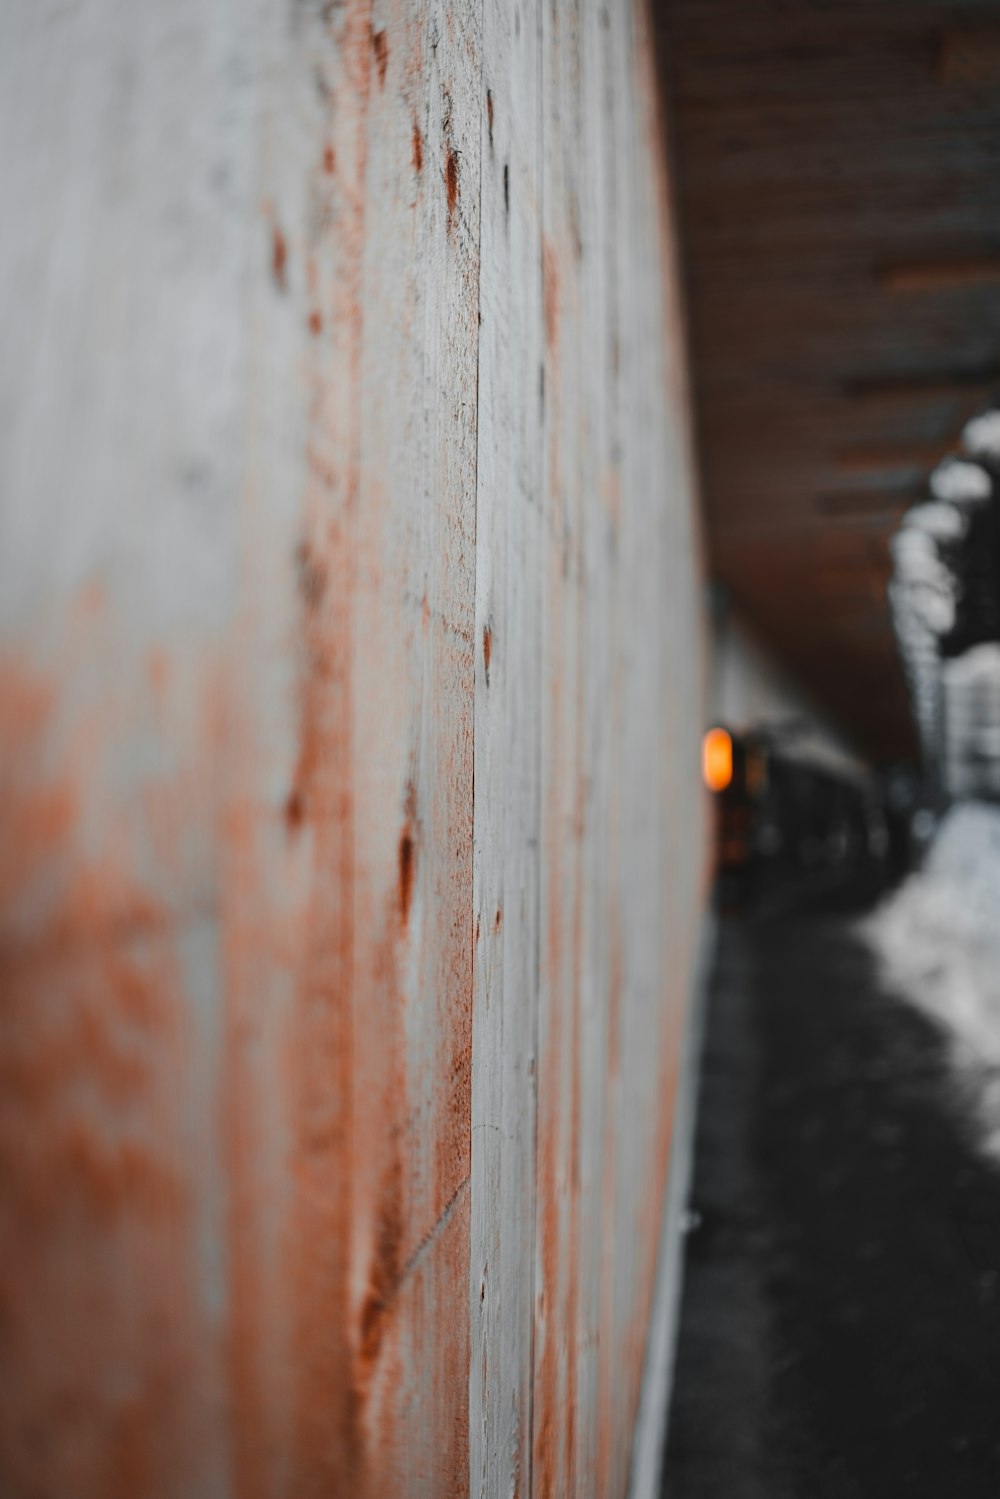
[655,0,1000,762]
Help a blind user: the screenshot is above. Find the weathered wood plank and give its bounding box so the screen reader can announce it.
[530,4,708,1497]
[583,7,628,1493]
[616,9,708,1489]
[0,4,260,1493]
[349,1,481,1491]
[470,0,543,1496]
[532,0,589,1492]
[0,3,706,1496]
[226,1,483,1493]
[222,7,379,1493]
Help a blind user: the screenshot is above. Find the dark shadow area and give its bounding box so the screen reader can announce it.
[664,891,1000,1497]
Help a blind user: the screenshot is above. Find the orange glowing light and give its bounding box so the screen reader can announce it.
[703,727,733,793]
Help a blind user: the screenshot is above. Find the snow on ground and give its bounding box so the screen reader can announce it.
[863,801,1000,1160]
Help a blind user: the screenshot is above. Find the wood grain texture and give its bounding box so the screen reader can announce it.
[0,1,704,1496]
[469,2,543,1498]
[529,4,707,1498]
[226,3,482,1493]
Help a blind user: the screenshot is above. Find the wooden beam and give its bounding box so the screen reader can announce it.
[844,368,1000,410]
[877,256,1000,293]
[939,27,1000,86]
[818,489,918,519]
[837,441,952,475]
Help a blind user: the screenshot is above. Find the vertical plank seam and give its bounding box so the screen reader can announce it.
[526,1,545,1494]
[469,1,486,1494]
[470,0,485,1033]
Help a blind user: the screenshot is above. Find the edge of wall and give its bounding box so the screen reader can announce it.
[625,910,718,1499]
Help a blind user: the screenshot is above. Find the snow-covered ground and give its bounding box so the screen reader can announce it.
[863,801,1000,1160]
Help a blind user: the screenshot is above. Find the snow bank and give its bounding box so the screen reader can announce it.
[863,801,1000,1158]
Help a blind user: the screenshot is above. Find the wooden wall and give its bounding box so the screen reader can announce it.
[0,2,705,1496]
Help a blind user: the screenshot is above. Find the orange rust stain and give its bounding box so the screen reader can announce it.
[284,785,306,832]
[295,539,329,610]
[446,147,460,225]
[224,11,413,1494]
[305,445,336,490]
[355,1150,404,1393]
[534,1206,559,1498]
[486,88,494,145]
[281,504,358,1495]
[534,883,564,1498]
[482,622,492,684]
[308,309,323,336]
[372,27,389,87]
[534,540,589,1496]
[398,782,418,925]
[566,573,591,1499]
[229,14,476,1499]
[222,792,271,1499]
[533,644,570,1497]
[542,237,559,353]
[564,876,583,1497]
[323,144,336,174]
[493,907,502,934]
[271,507,358,1496]
[0,686,75,919]
[272,224,288,290]
[0,651,206,1499]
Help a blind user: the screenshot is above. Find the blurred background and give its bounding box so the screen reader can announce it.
[656,5,1000,1494]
